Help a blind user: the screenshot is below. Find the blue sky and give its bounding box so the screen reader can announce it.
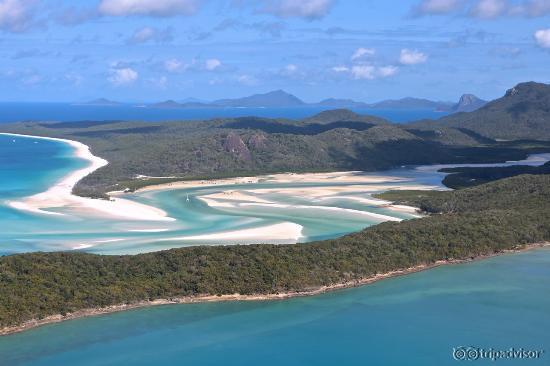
[0,0,549,102]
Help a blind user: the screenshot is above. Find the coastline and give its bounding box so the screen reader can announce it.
[2,242,547,337]
[0,133,173,222]
[126,172,431,218]
[132,171,419,194]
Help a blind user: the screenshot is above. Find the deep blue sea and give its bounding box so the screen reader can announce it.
[1,248,549,365]
[0,103,446,124]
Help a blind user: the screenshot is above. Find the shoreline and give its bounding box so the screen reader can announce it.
[131,171,416,194]
[127,172,430,219]
[0,133,173,222]
[2,242,547,337]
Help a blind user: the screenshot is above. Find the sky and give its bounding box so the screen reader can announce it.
[0,0,549,103]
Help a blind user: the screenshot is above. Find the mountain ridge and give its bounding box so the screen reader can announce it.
[413,81,550,140]
[143,90,485,112]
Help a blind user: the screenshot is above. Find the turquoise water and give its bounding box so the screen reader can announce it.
[0,135,85,200]
[0,134,429,255]
[1,134,549,255]
[1,248,548,365]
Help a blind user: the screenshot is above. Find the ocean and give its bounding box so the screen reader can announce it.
[0,103,446,124]
[1,248,548,365]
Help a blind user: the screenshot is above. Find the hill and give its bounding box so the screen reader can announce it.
[315,98,370,108]
[78,98,121,106]
[450,94,487,113]
[142,92,487,111]
[302,109,388,124]
[413,82,550,140]
[213,90,306,108]
[368,97,452,111]
[1,107,546,198]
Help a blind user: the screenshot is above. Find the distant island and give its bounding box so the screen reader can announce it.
[76,98,123,106]
[81,90,487,112]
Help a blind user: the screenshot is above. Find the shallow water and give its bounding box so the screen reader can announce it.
[0,134,429,254]
[1,134,549,255]
[1,248,548,365]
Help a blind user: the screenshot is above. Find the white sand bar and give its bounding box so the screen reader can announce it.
[166,222,303,242]
[1,133,174,222]
[135,171,410,193]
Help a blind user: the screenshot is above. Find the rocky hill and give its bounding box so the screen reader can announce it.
[413,82,550,140]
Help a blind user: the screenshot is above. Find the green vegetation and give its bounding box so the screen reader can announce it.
[1,175,549,328]
[373,174,550,213]
[440,161,550,189]
[413,81,550,140]
[373,190,447,203]
[1,109,544,198]
[0,82,547,198]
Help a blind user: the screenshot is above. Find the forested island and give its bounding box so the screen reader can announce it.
[1,174,549,334]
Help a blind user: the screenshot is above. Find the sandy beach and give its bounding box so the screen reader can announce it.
[1,133,174,222]
[134,171,413,193]
[165,222,304,243]
[194,184,429,219]
[135,172,432,219]
[1,134,427,247]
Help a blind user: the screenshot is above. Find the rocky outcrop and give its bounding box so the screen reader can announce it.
[248,133,267,149]
[223,133,252,161]
[451,94,487,113]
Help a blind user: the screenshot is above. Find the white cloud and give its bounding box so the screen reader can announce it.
[263,0,334,20]
[332,66,349,73]
[285,64,298,73]
[469,0,507,18]
[399,49,428,65]
[149,75,168,88]
[377,65,399,77]
[351,47,376,61]
[490,46,521,58]
[205,58,222,70]
[350,65,375,80]
[108,68,138,86]
[523,0,550,16]
[22,73,42,85]
[509,0,550,17]
[413,0,463,15]
[279,63,305,79]
[132,26,155,42]
[164,58,188,73]
[128,26,173,44]
[413,0,550,18]
[0,0,35,32]
[338,65,398,80]
[65,72,83,86]
[534,28,550,49]
[237,74,258,85]
[99,0,200,17]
